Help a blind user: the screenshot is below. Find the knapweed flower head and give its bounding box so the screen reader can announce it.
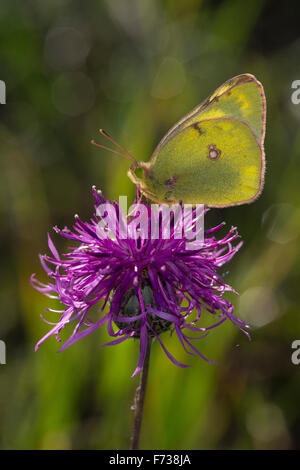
[31,187,249,376]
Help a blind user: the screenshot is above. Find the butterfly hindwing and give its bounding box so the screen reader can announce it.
[143,117,263,207]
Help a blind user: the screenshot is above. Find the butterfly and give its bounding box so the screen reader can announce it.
[92,73,266,207]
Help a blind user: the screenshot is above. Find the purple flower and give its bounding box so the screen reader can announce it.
[31,187,249,377]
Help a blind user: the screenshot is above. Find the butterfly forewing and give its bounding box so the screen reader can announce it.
[151,74,266,158]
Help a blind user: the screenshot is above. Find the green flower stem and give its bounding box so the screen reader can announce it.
[130,339,152,450]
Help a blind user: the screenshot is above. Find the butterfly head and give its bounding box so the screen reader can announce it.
[127,161,157,201]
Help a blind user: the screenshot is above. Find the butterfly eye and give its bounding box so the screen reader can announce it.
[208,144,221,160]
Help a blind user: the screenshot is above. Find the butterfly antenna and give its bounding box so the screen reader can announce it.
[90,140,134,162]
[98,129,138,165]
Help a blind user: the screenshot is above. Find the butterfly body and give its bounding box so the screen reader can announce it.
[127,73,266,207]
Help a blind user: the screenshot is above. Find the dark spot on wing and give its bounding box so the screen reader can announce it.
[192,123,205,136]
[208,144,221,160]
[164,175,178,202]
[165,175,178,190]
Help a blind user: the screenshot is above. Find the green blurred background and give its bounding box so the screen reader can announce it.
[1,0,300,450]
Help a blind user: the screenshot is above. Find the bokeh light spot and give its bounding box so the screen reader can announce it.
[262,203,300,244]
[246,402,289,446]
[51,72,95,117]
[238,286,280,328]
[44,27,90,71]
[151,57,186,99]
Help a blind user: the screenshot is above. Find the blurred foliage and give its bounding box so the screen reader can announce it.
[1,0,300,450]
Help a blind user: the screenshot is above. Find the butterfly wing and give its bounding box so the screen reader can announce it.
[142,117,264,207]
[139,73,266,206]
[152,73,266,155]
